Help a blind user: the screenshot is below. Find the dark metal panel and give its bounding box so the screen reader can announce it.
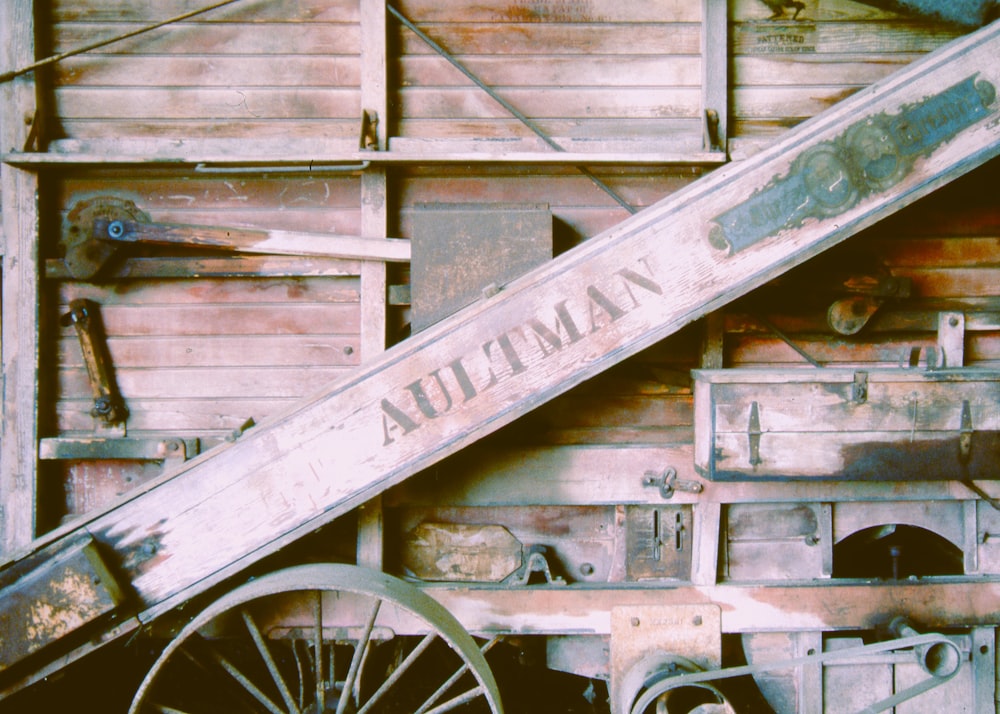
[410,203,552,331]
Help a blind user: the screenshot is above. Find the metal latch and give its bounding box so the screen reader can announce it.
[959,399,973,462]
[642,467,703,500]
[748,401,762,466]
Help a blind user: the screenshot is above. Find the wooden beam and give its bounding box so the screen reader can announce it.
[103,220,411,262]
[1,0,40,554]
[3,19,1000,677]
[701,0,729,154]
[357,0,390,571]
[426,579,1000,635]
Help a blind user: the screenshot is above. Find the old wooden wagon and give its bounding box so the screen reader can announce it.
[1,0,999,711]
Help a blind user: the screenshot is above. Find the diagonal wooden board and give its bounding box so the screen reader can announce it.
[3,18,1000,674]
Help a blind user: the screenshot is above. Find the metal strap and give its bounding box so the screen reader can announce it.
[630,632,963,714]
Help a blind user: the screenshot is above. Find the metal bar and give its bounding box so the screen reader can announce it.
[0,0,246,84]
[755,314,825,368]
[414,636,502,714]
[356,632,438,714]
[242,609,302,714]
[335,598,381,714]
[386,3,637,214]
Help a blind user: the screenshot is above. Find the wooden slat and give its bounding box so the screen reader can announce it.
[732,21,963,54]
[1,0,40,553]
[57,276,360,306]
[395,23,702,55]
[57,335,360,369]
[51,0,361,23]
[54,87,361,119]
[392,0,702,23]
[8,21,1000,675]
[52,23,361,55]
[57,366,347,400]
[428,580,1000,635]
[53,56,362,86]
[399,55,702,88]
[55,398,299,434]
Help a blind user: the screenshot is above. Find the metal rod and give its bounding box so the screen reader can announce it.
[357,633,439,714]
[415,636,502,714]
[241,609,302,714]
[336,598,382,714]
[386,4,637,214]
[194,161,371,175]
[755,314,825,368]
[1,0,246,84]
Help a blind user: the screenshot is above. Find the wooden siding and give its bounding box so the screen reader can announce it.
[48,0,362,143]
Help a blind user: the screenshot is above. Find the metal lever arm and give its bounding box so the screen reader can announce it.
[61,299,128,425]
[94,217,411,262]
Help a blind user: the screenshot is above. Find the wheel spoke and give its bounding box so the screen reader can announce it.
[242,608,301,714]
[423,684,487,714]
[335,597,382,714]
[415,636,502,714]
[183,637,287,714]
[356,632,438,714]
[314,591,325,713]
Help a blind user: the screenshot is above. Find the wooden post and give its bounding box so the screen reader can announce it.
[701,0,728,154]
[357,0,390,570]
[1,0,40,554]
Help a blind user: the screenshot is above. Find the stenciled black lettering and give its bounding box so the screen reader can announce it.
[615,260,664,308]
[405,370,454,419]
[448,357,478,402]
[381,398,420,445]
[526,299,585,357]
[586,285,627,333]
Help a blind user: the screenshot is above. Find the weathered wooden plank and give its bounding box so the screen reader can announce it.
[54,87,361,119]
[103,222,411,262]
[57,335,360,368]
[732,21,962,55]
[399,56,702,88]
[0,535,123,672]
[54,56,362,86]
[51,0,360,23]
[59,303,359,337]
[53,120,361,142]
[52,22,360,57]
[1,0,40,554]
[6,21,1000,672]
[734,55,922,86]
[392,0,702,23]
[395,87,703,119]
[57,175,362,208]
[396,23,703,55]
[58,276,361,307]
[57,366,348,400]
[55,397,298,434]
[428,580,1000,636]
[47,255,363,280]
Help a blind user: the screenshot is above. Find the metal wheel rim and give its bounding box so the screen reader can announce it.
[129,563,504,714]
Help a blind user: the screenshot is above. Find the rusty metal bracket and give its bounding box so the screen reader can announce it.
[360,108,380,150]
[643,467,704,499]
[61,299,128,426]
[852,371,869,404]
[747,401,763,467]
[38,436,199,462]
[502,546,566,587]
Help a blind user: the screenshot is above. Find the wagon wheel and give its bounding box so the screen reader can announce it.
[129,563,504,714]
